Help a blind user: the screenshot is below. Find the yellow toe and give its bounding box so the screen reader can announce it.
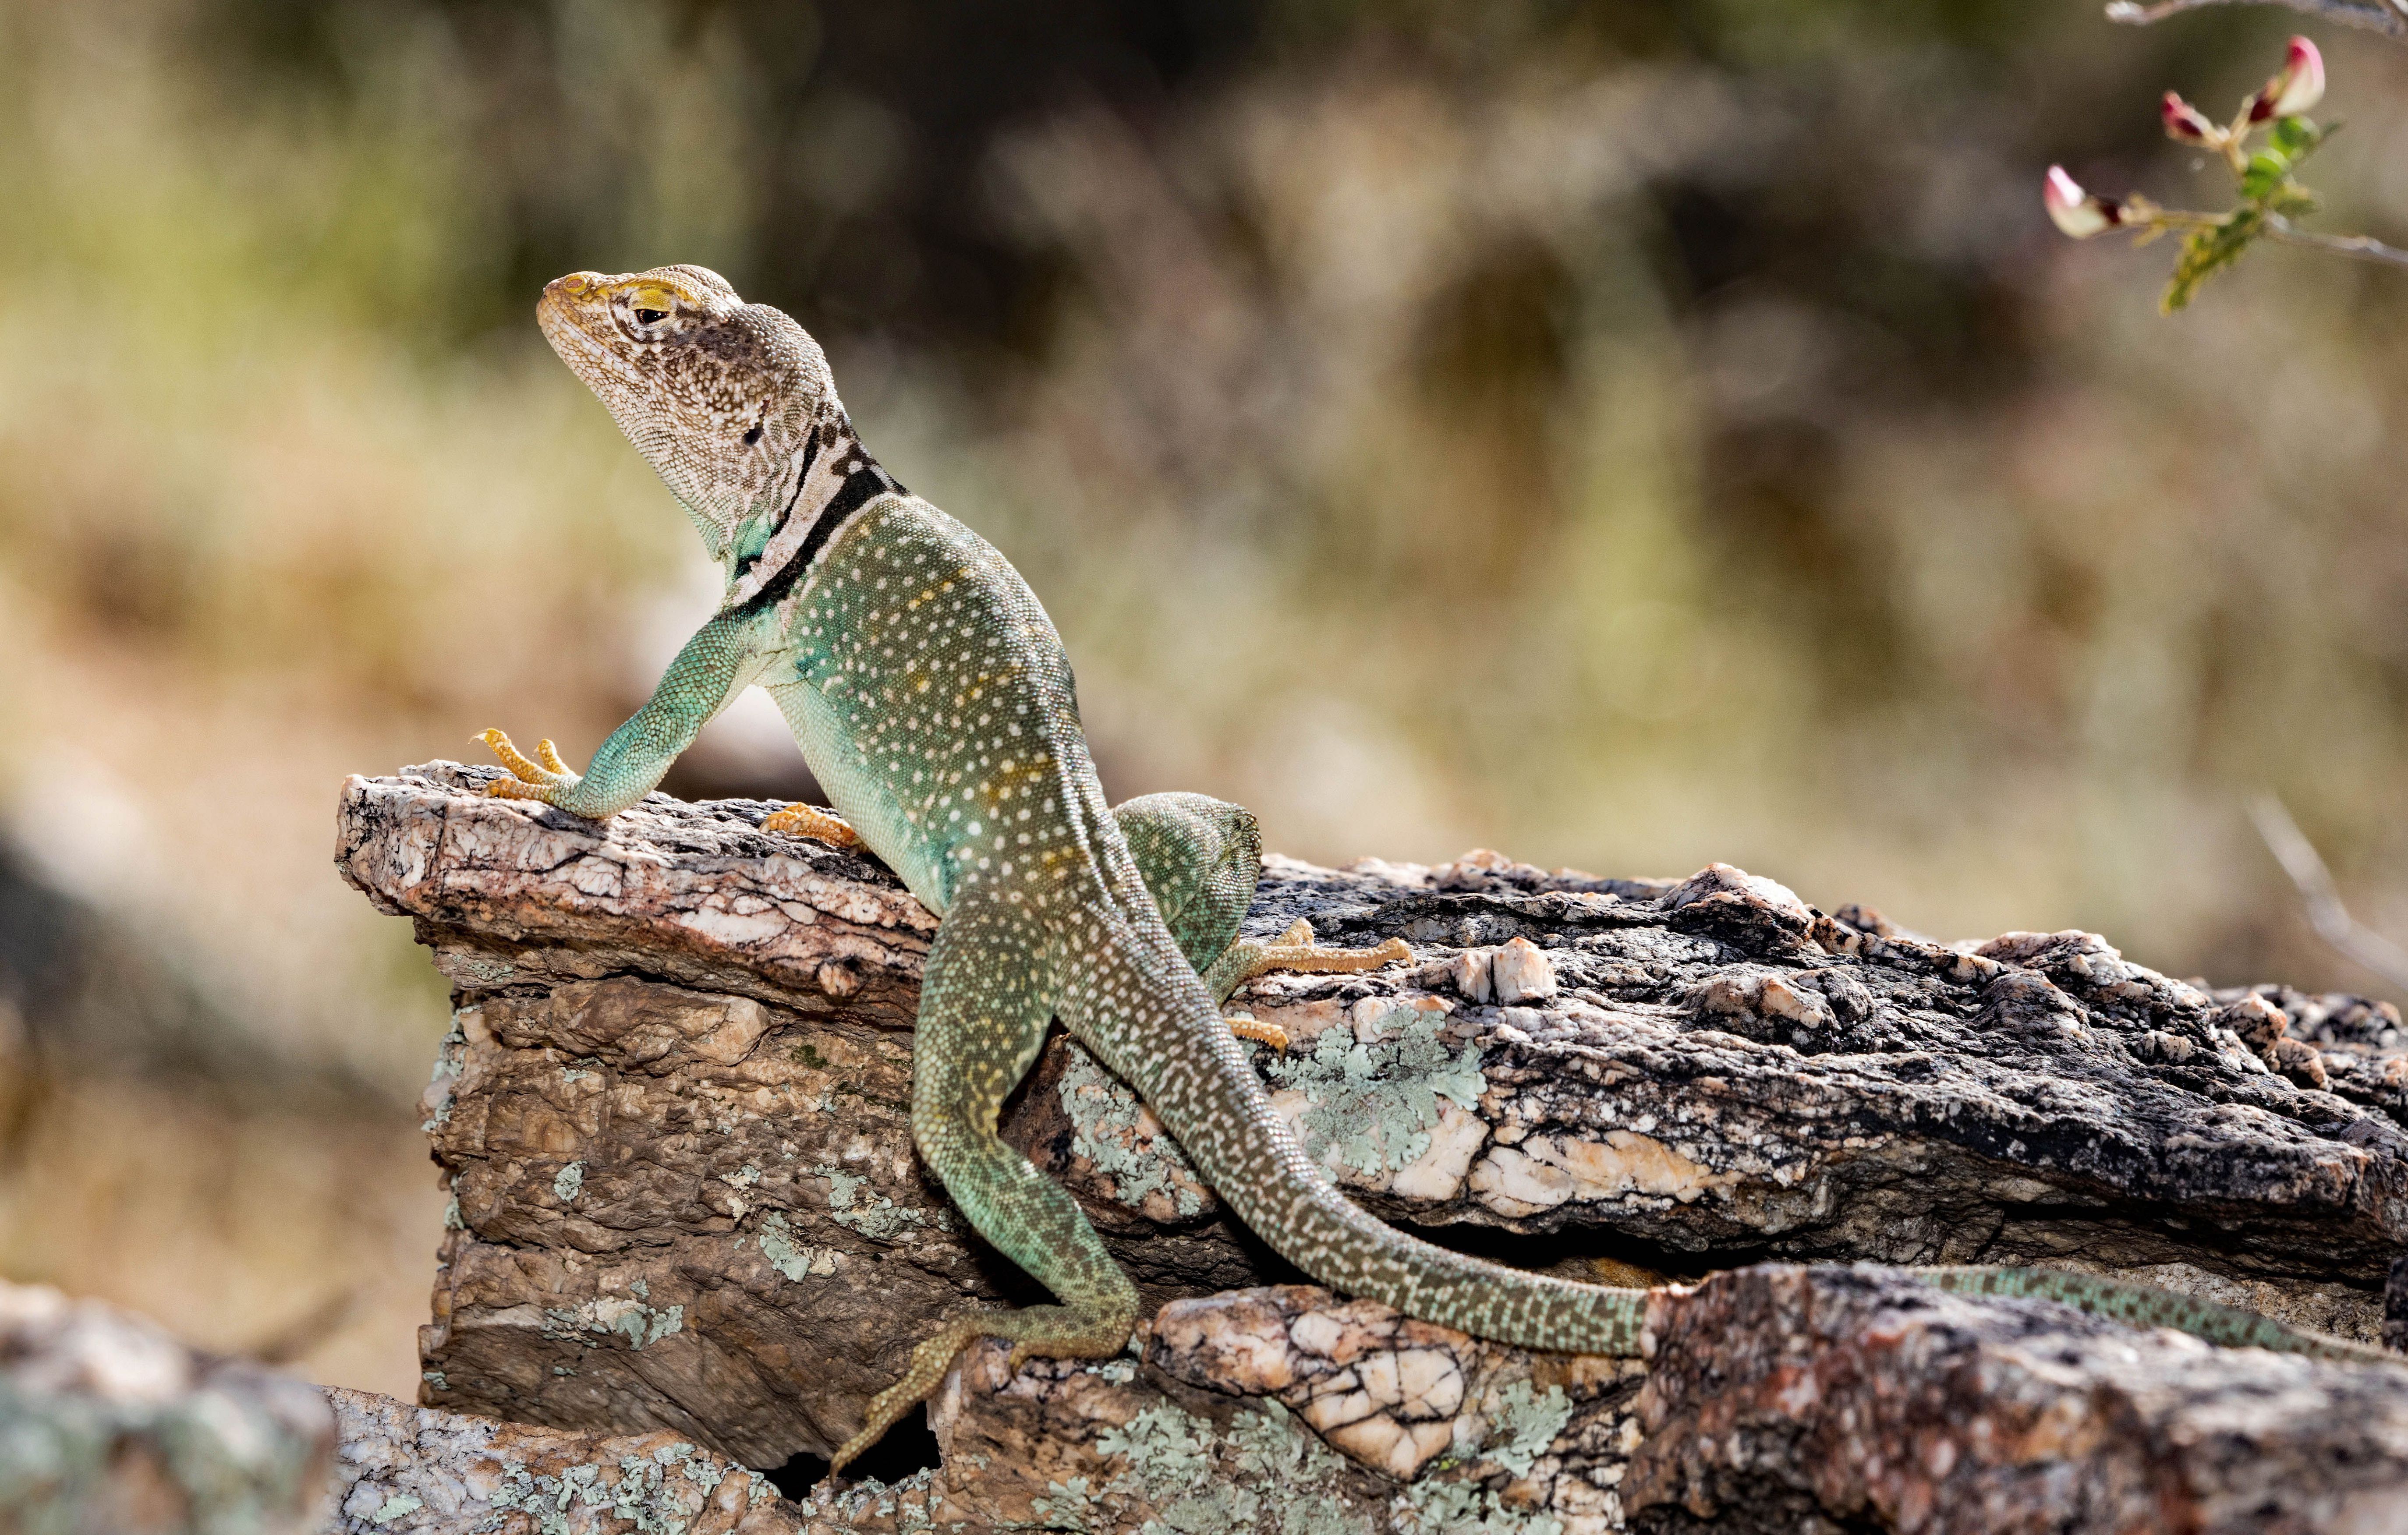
[1225,1015,1289,1051]
[478,728,549,785]
[761,803,861,848]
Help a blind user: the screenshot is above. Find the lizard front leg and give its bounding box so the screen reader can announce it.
[479,612,764,820]
[759,802,861,847]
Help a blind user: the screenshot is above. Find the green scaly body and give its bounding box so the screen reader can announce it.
[475,263,2394,1473]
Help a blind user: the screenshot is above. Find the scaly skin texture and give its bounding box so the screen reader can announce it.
[475,265,2396,1475]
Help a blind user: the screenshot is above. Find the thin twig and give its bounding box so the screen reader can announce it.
[2265,215,2408,265]
[2248,795,2408,994]
[2106,0,2408,39]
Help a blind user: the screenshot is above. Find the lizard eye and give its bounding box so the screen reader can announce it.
[633,308,668,325]
[742,424,765,446]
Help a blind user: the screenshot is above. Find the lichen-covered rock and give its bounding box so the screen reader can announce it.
[789,1285,1637,1535]
[340,764,2408,1511]
[0,1280,333,1535]
[1147,1285,1643,1516]
[1623,1265,2408,1534]
[324,1387,799,1534]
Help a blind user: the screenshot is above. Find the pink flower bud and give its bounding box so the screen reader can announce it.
[2249,35,2325,122]
[2160,91,2216,143]
[2044,165,2122,239]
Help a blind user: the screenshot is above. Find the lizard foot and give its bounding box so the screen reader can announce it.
[476,728,582,806]
[1224,1014,1289,1051]
[1242,918,1411,983]
[760,803,861,848]
[828,1302,1135,1481]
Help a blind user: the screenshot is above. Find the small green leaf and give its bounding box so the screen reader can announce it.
[2162,209,2263,313]
[2267,181,2319,219]
[2266,116,2328,160]
[2241,151,2289,201]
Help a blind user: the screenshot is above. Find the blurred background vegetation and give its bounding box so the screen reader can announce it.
[3,0,2406,1406]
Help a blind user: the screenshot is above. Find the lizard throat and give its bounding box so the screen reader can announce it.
[725,419,900,614]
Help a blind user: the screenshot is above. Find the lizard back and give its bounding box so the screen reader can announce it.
[777,493,1653,1355]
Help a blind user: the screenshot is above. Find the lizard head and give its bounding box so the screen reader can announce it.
[538,265,840,564]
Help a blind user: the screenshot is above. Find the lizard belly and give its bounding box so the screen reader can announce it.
[766,676,954,913]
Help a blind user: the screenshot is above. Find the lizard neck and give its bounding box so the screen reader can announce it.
[718,410,902,615]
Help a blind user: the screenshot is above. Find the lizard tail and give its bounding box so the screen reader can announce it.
[1062,923,2397,1367]
[1061,920,1655,1357]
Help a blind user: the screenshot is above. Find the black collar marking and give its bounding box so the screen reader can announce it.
[732,452,900,618]
[735,431,822,588]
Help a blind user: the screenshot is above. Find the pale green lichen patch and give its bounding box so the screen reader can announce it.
[539,1297,684,1351]
[811,1464,944,1532]
[368,1492,423,1524]
[610,1305,683,1350]
[0,1369,329,1535]
[552,1161,585,1203]
[421,1023,465,1132]
[480,1442,731,1535]
[1395,1476,1565,1535]
[757,1211,840,1281]
[813,1164,925,1240]
[1058,1043,1205,1216]
[1482,1380,1572,1476]
[1035,1396,1373,1535]
[1381,1381,1576,1531]
[1264,1002,1485,1178]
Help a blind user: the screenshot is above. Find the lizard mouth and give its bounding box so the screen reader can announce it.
[536,280,647,391]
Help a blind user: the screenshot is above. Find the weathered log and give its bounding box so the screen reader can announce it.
[325,1386,798,1534]
[0,1280,333,1534]
[339,762,2408,1527]
[1623,1264,2408,1533]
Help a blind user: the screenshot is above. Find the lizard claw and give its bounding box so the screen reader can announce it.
[477,728,582,806]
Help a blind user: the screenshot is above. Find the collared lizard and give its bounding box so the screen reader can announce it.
[470,263,2395,1474]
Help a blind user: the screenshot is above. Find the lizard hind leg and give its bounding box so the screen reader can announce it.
[833,1299,1132,1476]
[828,898,1140,1479]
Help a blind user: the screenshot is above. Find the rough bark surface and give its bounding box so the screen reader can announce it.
[0,1280,333,1534]
[338,764,2408,1529]
[1624,1265,2408,1534]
